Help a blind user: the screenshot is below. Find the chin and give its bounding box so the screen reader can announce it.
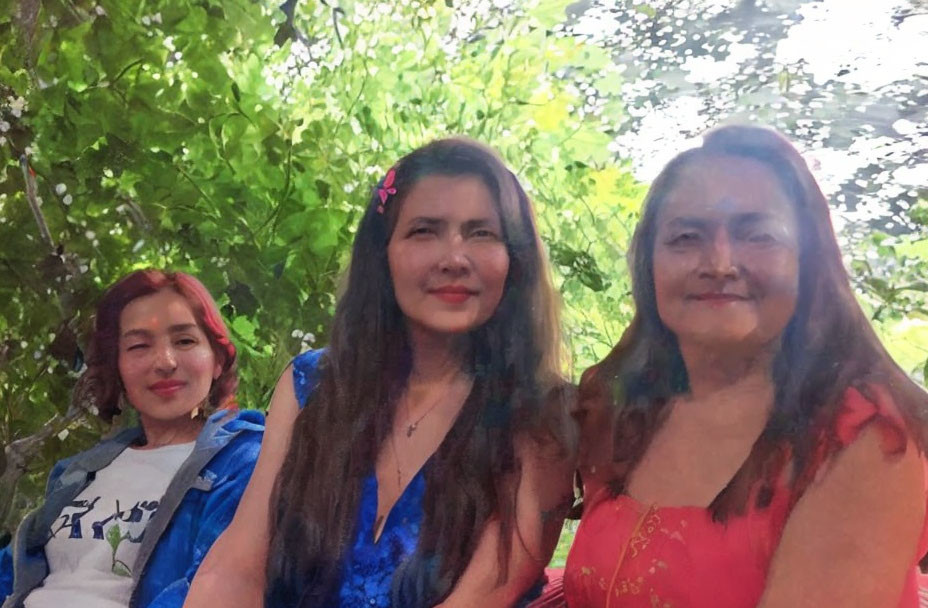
[422,323,476,335]
[684,326,760,347]
[413,311,487,335]
[138,408,200,422]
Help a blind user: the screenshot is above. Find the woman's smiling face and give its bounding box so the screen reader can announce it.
[652,154,801,352]
[386,174,510,338]
[117,289,220,424]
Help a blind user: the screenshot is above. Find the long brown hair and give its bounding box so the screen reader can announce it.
[580,124,928,519]
[267,138,565,606]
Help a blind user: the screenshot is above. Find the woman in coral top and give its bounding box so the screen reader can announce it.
[560,125,928,608]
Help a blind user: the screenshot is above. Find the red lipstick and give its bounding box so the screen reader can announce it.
[689,293,749,305]
[149,379,186,398]
[430,286,476,304]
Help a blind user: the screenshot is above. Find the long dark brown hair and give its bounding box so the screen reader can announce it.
[580,124,928,519]
[267,138,566,606]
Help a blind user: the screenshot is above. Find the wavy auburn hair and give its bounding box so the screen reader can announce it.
[267,137,566,606]
[580,124,928,519]
[74,269,238,421]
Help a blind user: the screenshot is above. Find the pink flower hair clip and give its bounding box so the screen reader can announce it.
[376,168,397,214]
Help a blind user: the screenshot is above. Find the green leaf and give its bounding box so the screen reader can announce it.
[105,524,122,551]
[231,316,257,345]
[633,3,658,18]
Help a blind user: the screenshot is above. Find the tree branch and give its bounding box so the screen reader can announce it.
[20,155,54,251]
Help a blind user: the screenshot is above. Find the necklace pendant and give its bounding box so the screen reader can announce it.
[406,423,416,437]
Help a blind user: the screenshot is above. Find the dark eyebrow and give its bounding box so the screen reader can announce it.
[120,323,198,339]
[665,217,709,231]
[121,328,152,340]
[462,218,498,231]
[730,211,775,225]
[406,217,443,227]
[666,212,776,231]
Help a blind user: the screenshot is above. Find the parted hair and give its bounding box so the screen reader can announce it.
[267,137,567,606]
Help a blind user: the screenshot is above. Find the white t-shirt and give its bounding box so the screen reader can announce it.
[24,441,195,608]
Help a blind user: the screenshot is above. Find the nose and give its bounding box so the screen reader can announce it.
[699,229,738,279]
[437,234,471,277]
[153,342,178,374]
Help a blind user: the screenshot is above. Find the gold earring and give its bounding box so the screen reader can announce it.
[190,396,209,420]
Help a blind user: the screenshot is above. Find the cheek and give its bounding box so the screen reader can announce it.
[185,348,219,383]
[752,251,800,305]
[388,243,429,291]
[117,354,143,392]
[478,248,510,299]
[652,250,689,313]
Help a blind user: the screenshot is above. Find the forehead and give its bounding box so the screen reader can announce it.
[119,289,198,331]
[397,174,499,224]
[659,154,795,224]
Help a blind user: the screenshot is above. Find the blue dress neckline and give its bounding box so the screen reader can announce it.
[291,349,427,607]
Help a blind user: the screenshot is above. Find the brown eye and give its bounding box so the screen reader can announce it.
[747,232,775,244]
[471,228,499,240]
[669,232,700,245]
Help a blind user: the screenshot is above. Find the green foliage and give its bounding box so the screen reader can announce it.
[851,197,928,381]
[1,0,923,549]
[0,0,642,531]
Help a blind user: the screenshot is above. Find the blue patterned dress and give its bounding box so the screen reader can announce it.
[291,349,425,607]
[290,349,544,607]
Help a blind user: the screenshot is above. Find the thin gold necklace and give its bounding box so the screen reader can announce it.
[400,373,472,438]
[401,395,445,438]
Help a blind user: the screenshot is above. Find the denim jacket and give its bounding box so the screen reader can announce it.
[0,408,264,608]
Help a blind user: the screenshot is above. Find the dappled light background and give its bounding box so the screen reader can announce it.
[561,0,928,385]
[0,0,925,563]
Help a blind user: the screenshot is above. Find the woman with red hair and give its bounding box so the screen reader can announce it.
[0,269,264,608]
[553,125,928,607]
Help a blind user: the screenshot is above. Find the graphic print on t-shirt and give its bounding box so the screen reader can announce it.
[23,441,195,608]
[50,497,161,576]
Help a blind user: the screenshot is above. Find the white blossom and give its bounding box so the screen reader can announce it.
[9,96,26,117]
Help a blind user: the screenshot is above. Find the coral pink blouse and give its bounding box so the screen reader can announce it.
[562,387,928,608]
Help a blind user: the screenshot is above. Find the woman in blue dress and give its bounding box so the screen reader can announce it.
[185,138,575,607]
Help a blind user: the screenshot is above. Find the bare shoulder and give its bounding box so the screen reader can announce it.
[811,422,925,516]
[759,424,926,608]
[185,363,302,605]
[265,362,299,435]
[520,382,579,459]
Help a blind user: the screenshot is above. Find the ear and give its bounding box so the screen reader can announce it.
[213,361,222,380]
